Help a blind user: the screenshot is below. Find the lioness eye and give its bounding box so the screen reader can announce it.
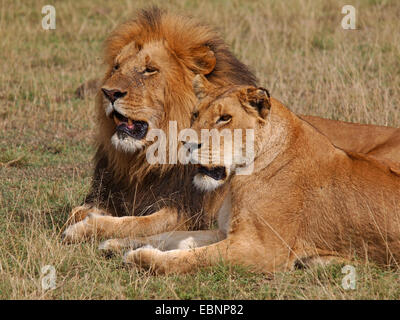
[217,114,232,123]
[113,64,119,71]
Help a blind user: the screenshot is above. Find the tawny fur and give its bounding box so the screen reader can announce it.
[64,7,400,244]
[300,115,400,162]
[124,81,400,275]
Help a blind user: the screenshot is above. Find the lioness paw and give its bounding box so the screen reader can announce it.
[98,239,120,252]
[123,246,164,273]
[98,238,145,252]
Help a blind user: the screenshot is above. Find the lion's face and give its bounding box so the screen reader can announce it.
[96,7,258,168]
[101,41,178,153]
[186,76,271,191]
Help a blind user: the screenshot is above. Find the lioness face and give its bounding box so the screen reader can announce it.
[186,76,271,191]
[101,41,180,153]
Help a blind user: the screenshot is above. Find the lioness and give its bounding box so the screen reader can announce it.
[63,7,400,244]
[121,76,400,274]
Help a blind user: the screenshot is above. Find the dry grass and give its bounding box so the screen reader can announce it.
[1,0,400,299]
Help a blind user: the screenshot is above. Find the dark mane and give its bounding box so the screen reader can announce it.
[105,6,257,87]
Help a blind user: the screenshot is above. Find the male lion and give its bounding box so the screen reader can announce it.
[63,7,400,243]
[62,7,252,242]
[121,76,400,275]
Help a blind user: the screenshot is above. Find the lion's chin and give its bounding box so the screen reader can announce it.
[111,133,145,153]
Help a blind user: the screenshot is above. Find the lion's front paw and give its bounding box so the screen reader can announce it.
[123,246,165,274]
[67,205,94,224]
[62,212,102,243]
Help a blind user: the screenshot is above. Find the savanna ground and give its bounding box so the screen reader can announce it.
[1,0,400,299]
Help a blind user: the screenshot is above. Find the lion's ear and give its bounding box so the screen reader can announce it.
[242,87,271,117]
[193,74,213,100]
[191,47,216,75]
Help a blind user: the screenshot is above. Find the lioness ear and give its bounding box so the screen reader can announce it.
[242,87,271,117]
[191,47,216,75]
[193,74,213,100]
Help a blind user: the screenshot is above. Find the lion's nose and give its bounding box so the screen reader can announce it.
[101,88,127,104]
[183,141,202,152]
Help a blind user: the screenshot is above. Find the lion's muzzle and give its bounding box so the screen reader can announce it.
[110,109,149,140]
[116,121,149,140]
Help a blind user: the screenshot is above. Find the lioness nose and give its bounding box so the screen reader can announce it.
[183,141,202,152]
[101,88,127,104]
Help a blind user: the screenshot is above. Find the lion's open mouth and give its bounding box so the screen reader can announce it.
[112,110,149,140]
[198,166,227,181]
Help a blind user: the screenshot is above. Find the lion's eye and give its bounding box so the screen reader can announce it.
[113,64,120,71]
[217,114,232,123]
[143,66,158,74]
